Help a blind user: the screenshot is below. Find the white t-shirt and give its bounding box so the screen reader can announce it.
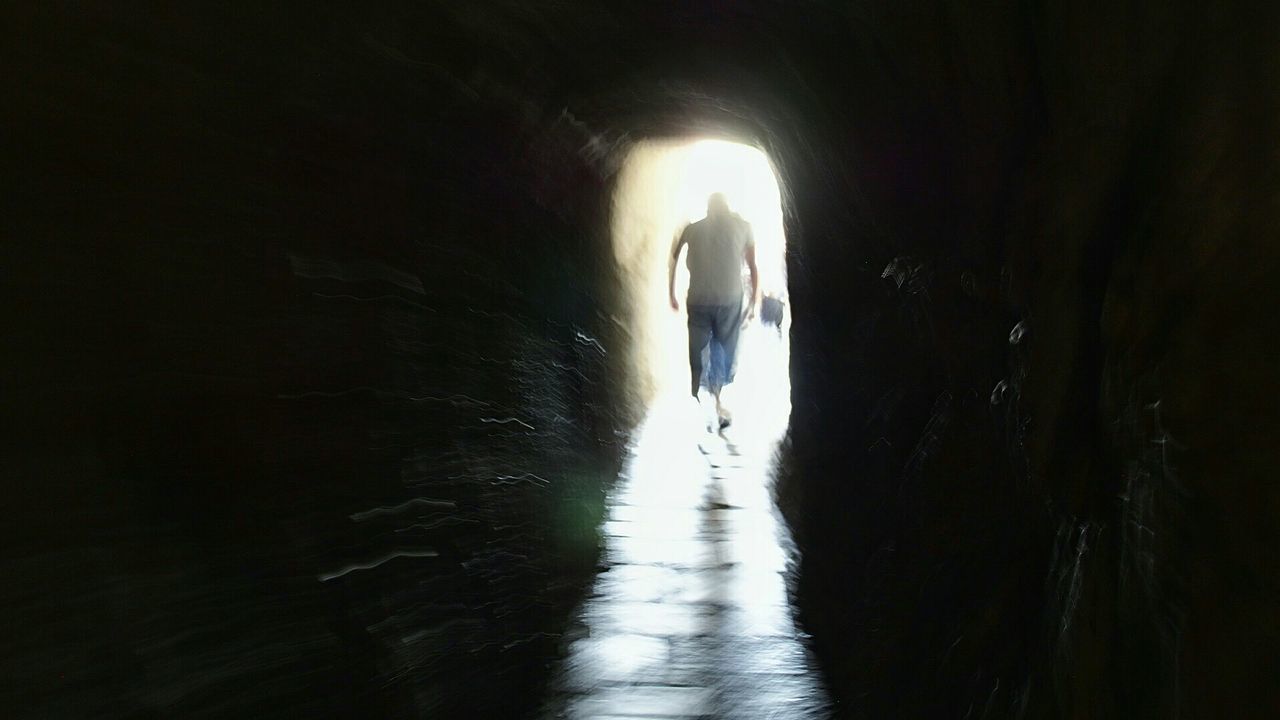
[679,213,754,306]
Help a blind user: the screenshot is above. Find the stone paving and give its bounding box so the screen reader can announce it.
[542,383,831,719]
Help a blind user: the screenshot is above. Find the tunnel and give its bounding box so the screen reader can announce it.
[6,2,1280,718]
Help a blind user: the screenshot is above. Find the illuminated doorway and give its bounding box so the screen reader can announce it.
[612,138,790,443]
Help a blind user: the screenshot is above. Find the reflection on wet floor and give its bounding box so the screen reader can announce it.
[543,331,830,719]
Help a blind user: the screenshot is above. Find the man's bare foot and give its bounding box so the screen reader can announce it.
[714,395,732,429]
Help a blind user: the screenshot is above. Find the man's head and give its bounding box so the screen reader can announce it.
[706,192,730,218]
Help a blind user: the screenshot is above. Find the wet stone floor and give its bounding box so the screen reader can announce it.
[542,386,831,719]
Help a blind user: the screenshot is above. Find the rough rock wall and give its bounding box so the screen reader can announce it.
[6,6,627,717]
[770,2,1280,718]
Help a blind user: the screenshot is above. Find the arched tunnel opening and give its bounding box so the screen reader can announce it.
[612,138,790,431]
[7,3,1280,719]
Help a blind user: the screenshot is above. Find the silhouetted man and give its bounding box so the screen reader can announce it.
[669,193,759,429]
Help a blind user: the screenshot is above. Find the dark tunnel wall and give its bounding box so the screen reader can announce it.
[6,2,1280,718]
[7,6,631,717]
[766,3,1280,717]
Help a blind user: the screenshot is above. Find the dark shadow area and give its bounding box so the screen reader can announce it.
[5,2,1279,718]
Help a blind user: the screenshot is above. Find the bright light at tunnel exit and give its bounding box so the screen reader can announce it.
[612,138,790,440]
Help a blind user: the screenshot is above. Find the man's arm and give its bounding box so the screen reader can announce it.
[743,221,760,318]
[668,227,688,311]
[745,242,760,319]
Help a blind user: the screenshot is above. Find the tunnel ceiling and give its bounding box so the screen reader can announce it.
[351,2,864,156]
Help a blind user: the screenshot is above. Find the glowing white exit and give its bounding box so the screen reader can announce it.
[611,138,789,439]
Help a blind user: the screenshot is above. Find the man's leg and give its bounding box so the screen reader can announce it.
[711,301,744,389]
[687,306,713,398]
[709,301,744,425]
[707,340,727,396]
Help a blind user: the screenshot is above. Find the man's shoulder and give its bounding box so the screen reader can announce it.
[682,218,709,239]
[730,214,753,242]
